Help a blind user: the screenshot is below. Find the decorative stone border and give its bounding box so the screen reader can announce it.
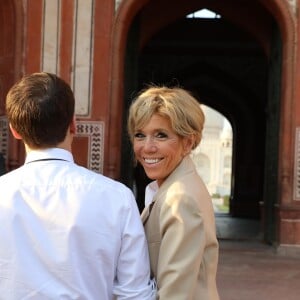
[294,127,300,200]
[76,120,104,174]
[0,116,8,158]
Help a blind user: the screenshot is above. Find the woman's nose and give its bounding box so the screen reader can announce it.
[143,137,157,151]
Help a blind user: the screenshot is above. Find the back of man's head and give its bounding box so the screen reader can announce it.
[6,72,75,149]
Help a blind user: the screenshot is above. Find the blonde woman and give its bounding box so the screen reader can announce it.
[128,86,220,300]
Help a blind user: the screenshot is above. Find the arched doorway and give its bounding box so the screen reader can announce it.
[191,105,233,215]
[111,0,296,245]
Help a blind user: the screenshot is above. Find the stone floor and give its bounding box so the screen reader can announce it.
[216,215,300,300]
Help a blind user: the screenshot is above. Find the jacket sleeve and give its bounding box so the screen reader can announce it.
[157,192,205,299]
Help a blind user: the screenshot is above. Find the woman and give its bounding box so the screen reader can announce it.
[127,86,220,300]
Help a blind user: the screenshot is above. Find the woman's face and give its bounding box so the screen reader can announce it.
[133,114,192,186]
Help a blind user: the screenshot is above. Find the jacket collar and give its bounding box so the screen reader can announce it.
[158,155,195,192]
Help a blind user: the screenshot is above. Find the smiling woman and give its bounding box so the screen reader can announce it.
[127,85,220,300]
[133,114,193,186]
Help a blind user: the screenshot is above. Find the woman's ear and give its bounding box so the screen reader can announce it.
[9,124,22,140]
[183,135,195,155]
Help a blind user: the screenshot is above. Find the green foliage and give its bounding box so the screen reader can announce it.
[223,195,230,207]
[212,193,221,198]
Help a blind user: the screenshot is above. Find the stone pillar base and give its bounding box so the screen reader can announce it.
[276,244,300,258]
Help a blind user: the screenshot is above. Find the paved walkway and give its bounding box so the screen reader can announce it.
[216,216,300,300]
[217,240,300,300]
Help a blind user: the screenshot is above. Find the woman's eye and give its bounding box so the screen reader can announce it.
[134,132,145,139]
[156,132,168,139]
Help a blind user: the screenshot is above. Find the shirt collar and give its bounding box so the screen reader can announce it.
[145,180,159,206]
[25,148,74,164]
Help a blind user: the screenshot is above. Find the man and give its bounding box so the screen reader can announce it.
[0,72,156,299]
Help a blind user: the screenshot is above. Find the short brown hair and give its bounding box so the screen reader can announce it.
[6,72,75,149]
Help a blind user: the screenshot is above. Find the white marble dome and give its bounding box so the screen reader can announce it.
[220,119,233,140]
[201,105,224,129]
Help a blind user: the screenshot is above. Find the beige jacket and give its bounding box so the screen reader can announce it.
[141,156,220,300]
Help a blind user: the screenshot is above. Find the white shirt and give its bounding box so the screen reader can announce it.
[144,181,159,207]
[0,148,156,300]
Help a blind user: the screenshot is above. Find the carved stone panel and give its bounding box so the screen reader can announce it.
[75,120,104,173]
[0,116,8,158]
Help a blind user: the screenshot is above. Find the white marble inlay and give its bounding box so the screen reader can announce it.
[42,0,60,73]
[287,0,297,13]
[72,0,94,116]
[115,0,122,11]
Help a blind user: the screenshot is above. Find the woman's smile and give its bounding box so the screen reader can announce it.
[143,157,163,164]
[134,114,191,186]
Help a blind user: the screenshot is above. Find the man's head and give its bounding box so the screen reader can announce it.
[6,72,75,149]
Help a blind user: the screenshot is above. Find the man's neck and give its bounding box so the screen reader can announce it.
[25,136,73,154]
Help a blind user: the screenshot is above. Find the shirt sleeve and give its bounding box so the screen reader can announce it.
[113,189,157,300]
[157,193,205,299]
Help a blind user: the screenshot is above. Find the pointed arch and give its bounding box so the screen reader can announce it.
[108,0,296,185]
[107,0,150,178]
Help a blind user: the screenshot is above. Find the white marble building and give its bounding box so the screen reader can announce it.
[190,105,232,197]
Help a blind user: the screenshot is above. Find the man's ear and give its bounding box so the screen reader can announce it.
[9,124,22,140]
[69,116,76,134]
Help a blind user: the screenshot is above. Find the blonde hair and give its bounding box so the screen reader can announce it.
[127,86,205,149]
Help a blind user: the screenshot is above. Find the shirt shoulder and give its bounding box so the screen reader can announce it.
[69,164,135,201]
[0,167,22,184]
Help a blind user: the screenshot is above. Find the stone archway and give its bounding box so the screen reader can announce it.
[111,0,295,175]
[110,0,297,245]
